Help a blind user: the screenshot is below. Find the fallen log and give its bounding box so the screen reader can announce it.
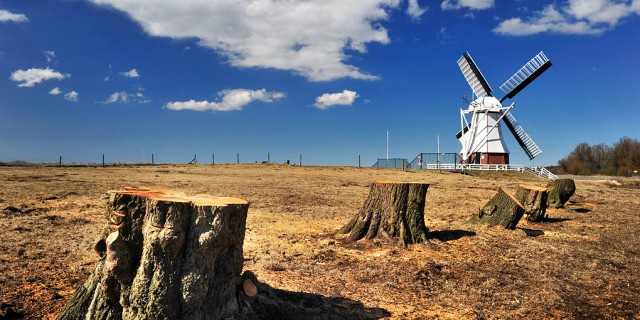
[470,187,524,229]
[57,187,250,319]
[515,184,548,222]
[547,179,576,208]
[338,181,429,246]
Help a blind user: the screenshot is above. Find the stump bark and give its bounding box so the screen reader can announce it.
[57,188,250,320]
[546,179,576,208]
[338,181,429,246]
[471,187,524,229]
[515,184,548,222]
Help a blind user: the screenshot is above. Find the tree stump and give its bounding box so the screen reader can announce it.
[515,184,548,222]
[338,181,429,246]
[546,179,576,208]
[470,187,524,229]
[57,187,250,320]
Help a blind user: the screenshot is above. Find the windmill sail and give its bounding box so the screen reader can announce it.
[499,51,552,102]
[458,52,492,98]
[502,111,542,160]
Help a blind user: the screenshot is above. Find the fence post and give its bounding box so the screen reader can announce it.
[102,153,105,167]
[152,153,155,165]
[268,152,270,164]
[299,154,302,166]
[59,156,62,167]
[358,155,361,168]
[212,153,215,165]
[402,159,405,171]
[237,153,240,164]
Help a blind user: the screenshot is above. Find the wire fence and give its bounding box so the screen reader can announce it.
[0,152,469,169]
[1,153,388,168]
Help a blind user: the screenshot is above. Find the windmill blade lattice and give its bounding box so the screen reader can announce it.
[499,51,552,102]
[457,52,493,98]
[502,111,542,160]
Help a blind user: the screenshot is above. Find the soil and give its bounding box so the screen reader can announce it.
[0,164,638,319]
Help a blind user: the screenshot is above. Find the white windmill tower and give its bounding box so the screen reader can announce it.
[456,51,552,165]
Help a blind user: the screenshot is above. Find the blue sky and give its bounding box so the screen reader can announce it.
[1,0,639,166]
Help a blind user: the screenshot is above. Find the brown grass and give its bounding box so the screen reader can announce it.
[0,164,639,319]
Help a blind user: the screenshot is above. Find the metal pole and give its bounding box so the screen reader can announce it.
[386,130,389,161]
[59,156,62,167]
[212,153,215,165]
[299,154,302,166]
[102,153,105,167]
[402,159,405,171]
[268,152,270,164]
[237,153,240,164]
[358,155,361,168]
[152,153,154,165]
[437,135,441,173]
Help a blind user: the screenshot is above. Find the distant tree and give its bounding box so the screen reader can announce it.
[558,137,639,176]
[559,142,596,175]
[608,136,640,176]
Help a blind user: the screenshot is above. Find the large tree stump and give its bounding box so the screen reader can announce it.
[58,187,249,320]
[338,181,429,246]
[515,184,548,222]
[546,179,576,208]
[470,187,524,229]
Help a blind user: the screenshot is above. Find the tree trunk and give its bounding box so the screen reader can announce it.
[57,187,249,320]
[515,184,548,222]
[471,187,524,229]
[546,179,576,208]
[338,181,429,246]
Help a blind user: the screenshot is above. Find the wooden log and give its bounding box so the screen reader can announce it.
[546,179,576,208]
[515,184,548,222]
[57,187,249,320]
[338,181,429,246]
[471,187,524,229]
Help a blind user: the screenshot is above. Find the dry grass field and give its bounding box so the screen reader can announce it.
[0,164,639,319]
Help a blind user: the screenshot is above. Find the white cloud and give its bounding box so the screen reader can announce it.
[105,91,128,104]
[166,88,284,112]
[44,51,56,63]
[407,0,427,19]
[494,0,640,36]
[9,67,69,87]
[441,0,495,10]
[64,91,79,102]
[49,87,62,95]
[90,0,423,81]
[101,90,150,104]
[0,9,28,22]
[120,68,140,78]
[313,90,359,110]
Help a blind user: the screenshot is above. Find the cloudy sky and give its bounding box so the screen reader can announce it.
[1,0,639,165]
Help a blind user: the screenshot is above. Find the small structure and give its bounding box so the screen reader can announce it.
[372,158,409,169]
[455,51,553,165]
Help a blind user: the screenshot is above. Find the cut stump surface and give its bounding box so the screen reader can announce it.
[471,187,525,230]
[547,179,576,208]
[339,181,430,246]
[57,187,249,320]
[515,184,548,222]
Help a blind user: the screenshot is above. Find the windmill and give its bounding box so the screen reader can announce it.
[455,51,552,165]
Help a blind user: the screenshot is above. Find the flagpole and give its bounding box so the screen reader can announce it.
[386,130,389,161]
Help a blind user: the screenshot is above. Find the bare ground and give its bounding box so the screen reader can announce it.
[0,164,638,319]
